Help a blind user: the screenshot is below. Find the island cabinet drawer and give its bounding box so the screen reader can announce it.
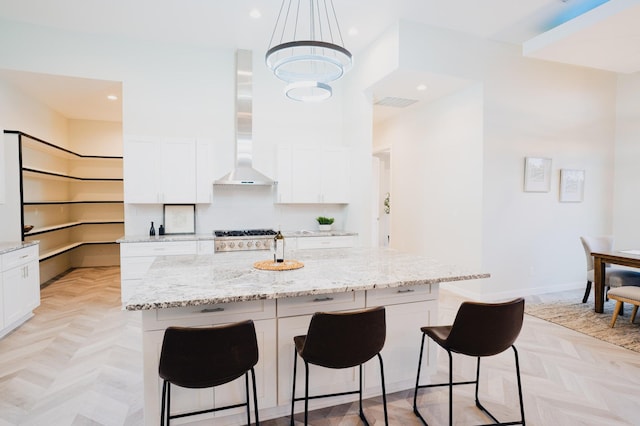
[120,241,197,257]
[277,291,365,317]
[2,245,39,271]
[366,284,436,307]
[143,299,276,331]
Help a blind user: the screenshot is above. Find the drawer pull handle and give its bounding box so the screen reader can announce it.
[20,254,29,259]
[397,289,415,293]
[313,297,334,302]
[199,307,224,313]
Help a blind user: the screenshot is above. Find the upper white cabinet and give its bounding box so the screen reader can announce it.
[123,137,161,203]
[124,137,213,204]
[276,144,350,204]
[195,139,214,204]
[160,139,196,203]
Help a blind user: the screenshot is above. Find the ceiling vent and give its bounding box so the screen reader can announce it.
[374,96,419,108]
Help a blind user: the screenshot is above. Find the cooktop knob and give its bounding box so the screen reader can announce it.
[238,241,244,248]
[247,241,254,247]
[229,242,235,248]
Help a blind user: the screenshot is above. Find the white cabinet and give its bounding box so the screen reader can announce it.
[1,244,40,338]
[123,137,159,203]
[125,137,211,204]
[319,147,350,203]
[276,144,350,204]
[195,139,214,204]
[160,139,197,203]
[119,241,199,303]
[364,285,438,393]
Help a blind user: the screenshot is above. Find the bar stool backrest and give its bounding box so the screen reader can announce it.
[445,298,525,357]
[301,306,386,369]
[159,320,259,388]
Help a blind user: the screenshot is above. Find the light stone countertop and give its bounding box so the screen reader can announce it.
[116,234,216,243]
[124,247,489,311]
[117,231,356,244]
[0,241,39,255]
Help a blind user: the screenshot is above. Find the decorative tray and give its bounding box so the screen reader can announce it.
[253,259,304,271]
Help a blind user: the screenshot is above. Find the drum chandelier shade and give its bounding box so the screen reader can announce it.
[266,0,352,102]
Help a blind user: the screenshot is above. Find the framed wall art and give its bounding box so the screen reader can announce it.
[163,204,196,234]
[559,169,585,202]
[524,157,552,192]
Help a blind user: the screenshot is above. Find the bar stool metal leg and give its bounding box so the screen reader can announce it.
[290,347,298,426]
[377,353,389,425]
[251,368,260,426]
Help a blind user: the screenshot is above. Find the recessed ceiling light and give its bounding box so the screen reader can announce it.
[107,94,118,101]
[348,27,358,36]
[416,84,427,91]
[249,9,261,19]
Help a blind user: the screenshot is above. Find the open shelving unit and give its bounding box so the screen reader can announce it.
[6,130,124,283]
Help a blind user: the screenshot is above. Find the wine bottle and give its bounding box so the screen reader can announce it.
[274,230,285,263]
[149,221,156,236]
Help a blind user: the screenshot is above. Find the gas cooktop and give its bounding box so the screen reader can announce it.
[213,229,277,252]
[214,229,277,238]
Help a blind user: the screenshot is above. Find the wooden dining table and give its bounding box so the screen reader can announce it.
[591,250,640,313]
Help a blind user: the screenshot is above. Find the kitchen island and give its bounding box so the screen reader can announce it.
[125,247,489,425]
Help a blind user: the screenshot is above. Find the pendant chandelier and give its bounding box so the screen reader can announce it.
[266,0,353,102]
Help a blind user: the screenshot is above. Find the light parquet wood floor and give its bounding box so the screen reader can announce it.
[1,267,639,425]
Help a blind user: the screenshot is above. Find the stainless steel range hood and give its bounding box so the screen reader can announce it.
[215,50,275,186]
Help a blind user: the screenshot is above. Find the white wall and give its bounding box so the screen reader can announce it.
[374,84,484,272]
[368,21,619,298]
[68,119,122,156]
[613,73,640,249]
[481,49,617,297]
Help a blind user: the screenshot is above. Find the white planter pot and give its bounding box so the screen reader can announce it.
[318,224,332,231]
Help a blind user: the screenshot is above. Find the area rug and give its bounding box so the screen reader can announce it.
[524,290,640,353]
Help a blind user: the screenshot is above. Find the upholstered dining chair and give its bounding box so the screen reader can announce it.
[413,298,526,426]
[579,236,640,303]
[158,320,260,426]
[290,306,389,426]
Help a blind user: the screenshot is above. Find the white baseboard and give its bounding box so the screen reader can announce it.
[442,280,586,302]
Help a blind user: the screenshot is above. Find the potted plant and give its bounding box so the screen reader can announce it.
[316,216,334,231]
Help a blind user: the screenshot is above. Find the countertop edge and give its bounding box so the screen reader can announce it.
[0,241,39,255]
[123,272,490,311]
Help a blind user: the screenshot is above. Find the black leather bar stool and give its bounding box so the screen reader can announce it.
[413,298,526,426]
[290,306,389,426]
[159,320,260,425]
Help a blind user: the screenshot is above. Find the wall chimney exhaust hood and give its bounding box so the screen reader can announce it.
[215,50,275,186]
